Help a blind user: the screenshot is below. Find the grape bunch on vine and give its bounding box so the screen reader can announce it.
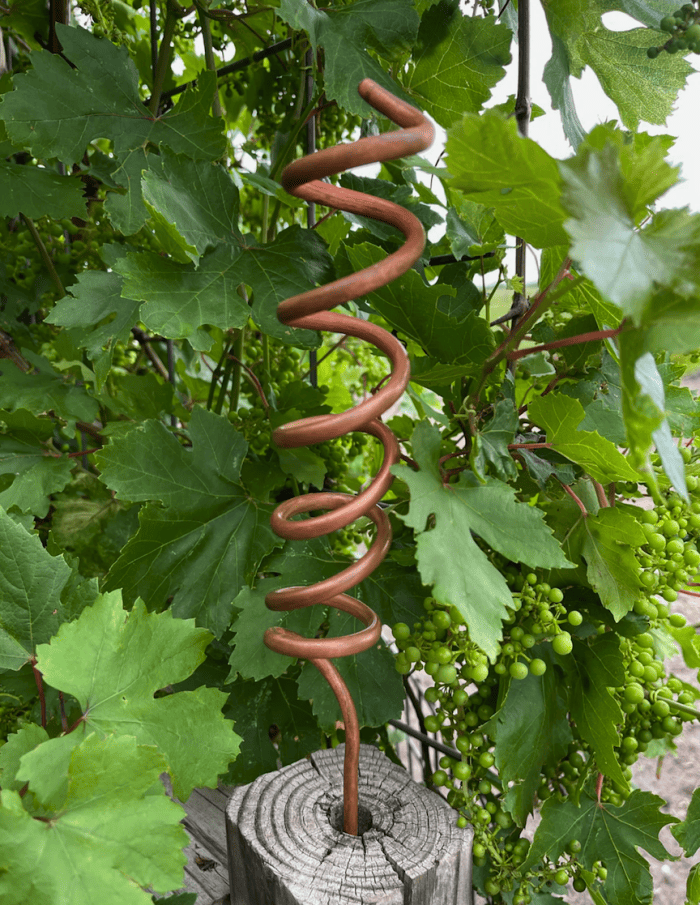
[2,2,700,905]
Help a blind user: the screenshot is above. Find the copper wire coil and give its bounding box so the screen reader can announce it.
[264,79,434,836]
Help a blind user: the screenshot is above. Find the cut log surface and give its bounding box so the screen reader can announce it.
[226,743,473,905]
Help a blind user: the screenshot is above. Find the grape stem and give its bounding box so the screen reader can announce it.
[20,214,65,298]
[30,658,46,728]
[666,698,700,720]
[591,479,609,509]
[559,480,588,518]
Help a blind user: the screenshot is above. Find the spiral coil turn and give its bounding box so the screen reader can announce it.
[264,79,434,836]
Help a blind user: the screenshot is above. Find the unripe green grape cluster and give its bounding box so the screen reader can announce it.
[648,2,700,56]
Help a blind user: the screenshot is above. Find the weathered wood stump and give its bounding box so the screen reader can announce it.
[225,743,473,905]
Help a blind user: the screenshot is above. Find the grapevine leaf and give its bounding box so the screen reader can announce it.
[0,409,73,517]
[560,141,700,320]
[36,591,241,800]
[114,225,330,350]
[575,126,679,224]
[104,147,152,235]
[96,407,280,636]
[357,559,426,629]
[0,351,99,424]
[493,662,572,826]
[45,271,141,392]
[542,0,692,131]
[0,25,225,164]
[0,734,188,905]
[574,27,691,132]
[445,112,568,248]
[392,421,572,660]
[0,507,72,669]
[346,242,494,367]
[227,539,350,681]
[524,785,678,905]
[223,674,319,784]
[0,162,86,219]
[296,608,405,730]
[528,393,641,484]
[672,786,700,856]
[0,723,49,791]
[406,2,512,127]
[575,506,645,620]
[141,150,242,262]
[445,193,505,258]
[277,0,417,115]
[543,33,586,149]
[619,334,688,498]
[688,863,700,905]
[568,634,627,788]
[227,578,325,681]
[471,397,518,481]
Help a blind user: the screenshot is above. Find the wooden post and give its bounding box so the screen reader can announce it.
[225,743,473,904]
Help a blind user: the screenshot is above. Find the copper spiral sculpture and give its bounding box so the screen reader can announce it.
[264,79,434,836]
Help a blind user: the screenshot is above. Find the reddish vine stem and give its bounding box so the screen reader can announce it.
[59,691,68,733]
[30,659,46,728]
[592,479,610,509]
[560,481,588,518]
[508,442,552,450]
[506,327,623,361]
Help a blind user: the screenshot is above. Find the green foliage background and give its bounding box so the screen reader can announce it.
[1,0,700,902]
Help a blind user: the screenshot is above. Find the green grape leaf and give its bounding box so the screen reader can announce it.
[445,193,505,258]
[0,25,225,165]
[45,271,141,392]
[543,33,586,149]
[406,2,512,128]
[96,407,280,636]
[114,224,330,350]
[560,142,700,321]
[619,334,688,498]
[296,608,405,730]
[0,723,49,791]
[575,126,679,224]
[568,634,627,788]
[672,786,700,857]
[0,161,86,219]
[0,734,188,905]
[445,112,568,248]
[470,397,518,481]
[0,409,73,517]
[688,863,700,905]
[575,506,645,621]
[0,351,99,424]
[528,393,641,484]
[104,147,152,236]
[141,150,241,262]
[227,538,350,681]
[346,242,494,367]
[223,674,319,784]
[524,784,678,905]
[36,590,241,800]
[392,421,572,660]
[493,662,572,826]
[357,559,426,629]
[277,0,417,115]
[0,507,73,669]
[542,0,692,132]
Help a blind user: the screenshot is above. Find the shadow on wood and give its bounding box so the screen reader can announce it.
[226,743,473,904]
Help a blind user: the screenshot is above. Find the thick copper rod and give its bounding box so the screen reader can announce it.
[264,79,433,836]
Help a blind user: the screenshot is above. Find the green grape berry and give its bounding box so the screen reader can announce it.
[552,632,573,656]
[530,658,547,676]
[510,661,529,680]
